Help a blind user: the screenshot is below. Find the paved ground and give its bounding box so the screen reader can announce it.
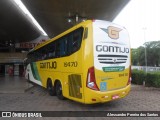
[0,76,160,120]
[0,76,32,93]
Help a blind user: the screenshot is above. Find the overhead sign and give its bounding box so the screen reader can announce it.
[15,35,49,48]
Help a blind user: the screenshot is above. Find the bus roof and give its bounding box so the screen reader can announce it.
[29,20,122,53]
[32,20,93,52]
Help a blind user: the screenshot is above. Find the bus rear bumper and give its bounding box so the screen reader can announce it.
[84,84,131,104]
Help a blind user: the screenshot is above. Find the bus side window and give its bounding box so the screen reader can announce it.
[73,32,79,52]
[41,47,47,60]
[49,43,56,58]
[37,49,43,61]
[55,41,61,57]
[46,44,53,59]
[60,37,67,56]
[52,43,56,58]
[67,33,73,55]
[72,28,83,52]
[64,36,68,55]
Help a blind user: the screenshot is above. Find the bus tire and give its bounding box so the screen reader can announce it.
[55,81,65,100]
[47,79,56,96]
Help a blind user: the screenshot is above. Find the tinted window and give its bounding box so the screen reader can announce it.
[27,27,83,62]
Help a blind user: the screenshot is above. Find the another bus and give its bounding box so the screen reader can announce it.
[25,20,131,104]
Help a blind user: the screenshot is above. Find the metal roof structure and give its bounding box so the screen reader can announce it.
[0,0,130,49]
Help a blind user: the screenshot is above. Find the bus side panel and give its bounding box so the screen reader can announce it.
[35,40,85,103]
[56,52,84,103]
[82,22,95,104]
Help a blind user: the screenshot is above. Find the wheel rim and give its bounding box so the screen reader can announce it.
[48,82,52,91]
[48,84,51,91]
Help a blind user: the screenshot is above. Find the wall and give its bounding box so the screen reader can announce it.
[0,53,27,63]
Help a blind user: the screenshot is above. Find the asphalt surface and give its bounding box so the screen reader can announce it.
[0,76,160,120]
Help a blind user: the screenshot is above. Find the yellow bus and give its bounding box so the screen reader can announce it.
[25,20,131,104]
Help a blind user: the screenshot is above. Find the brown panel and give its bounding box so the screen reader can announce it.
[68,74,82,99]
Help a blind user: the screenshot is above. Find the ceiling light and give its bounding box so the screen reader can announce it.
[67,18,72,23]
[13,0,48,36]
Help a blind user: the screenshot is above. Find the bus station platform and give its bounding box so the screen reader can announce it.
[0,76,32,93]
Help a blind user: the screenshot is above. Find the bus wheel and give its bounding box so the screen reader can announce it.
[47,80,56,96]
[56,81,65,100]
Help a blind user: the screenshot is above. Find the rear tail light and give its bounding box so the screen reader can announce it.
[86,67,99,91]
[127,66,132,85]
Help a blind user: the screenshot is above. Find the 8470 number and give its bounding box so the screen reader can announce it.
[64,61,78,67]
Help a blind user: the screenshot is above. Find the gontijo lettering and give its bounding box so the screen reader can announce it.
[40,61,57,69]
[96,45,129,53]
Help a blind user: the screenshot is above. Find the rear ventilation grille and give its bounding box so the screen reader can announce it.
[98,54,128,64]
